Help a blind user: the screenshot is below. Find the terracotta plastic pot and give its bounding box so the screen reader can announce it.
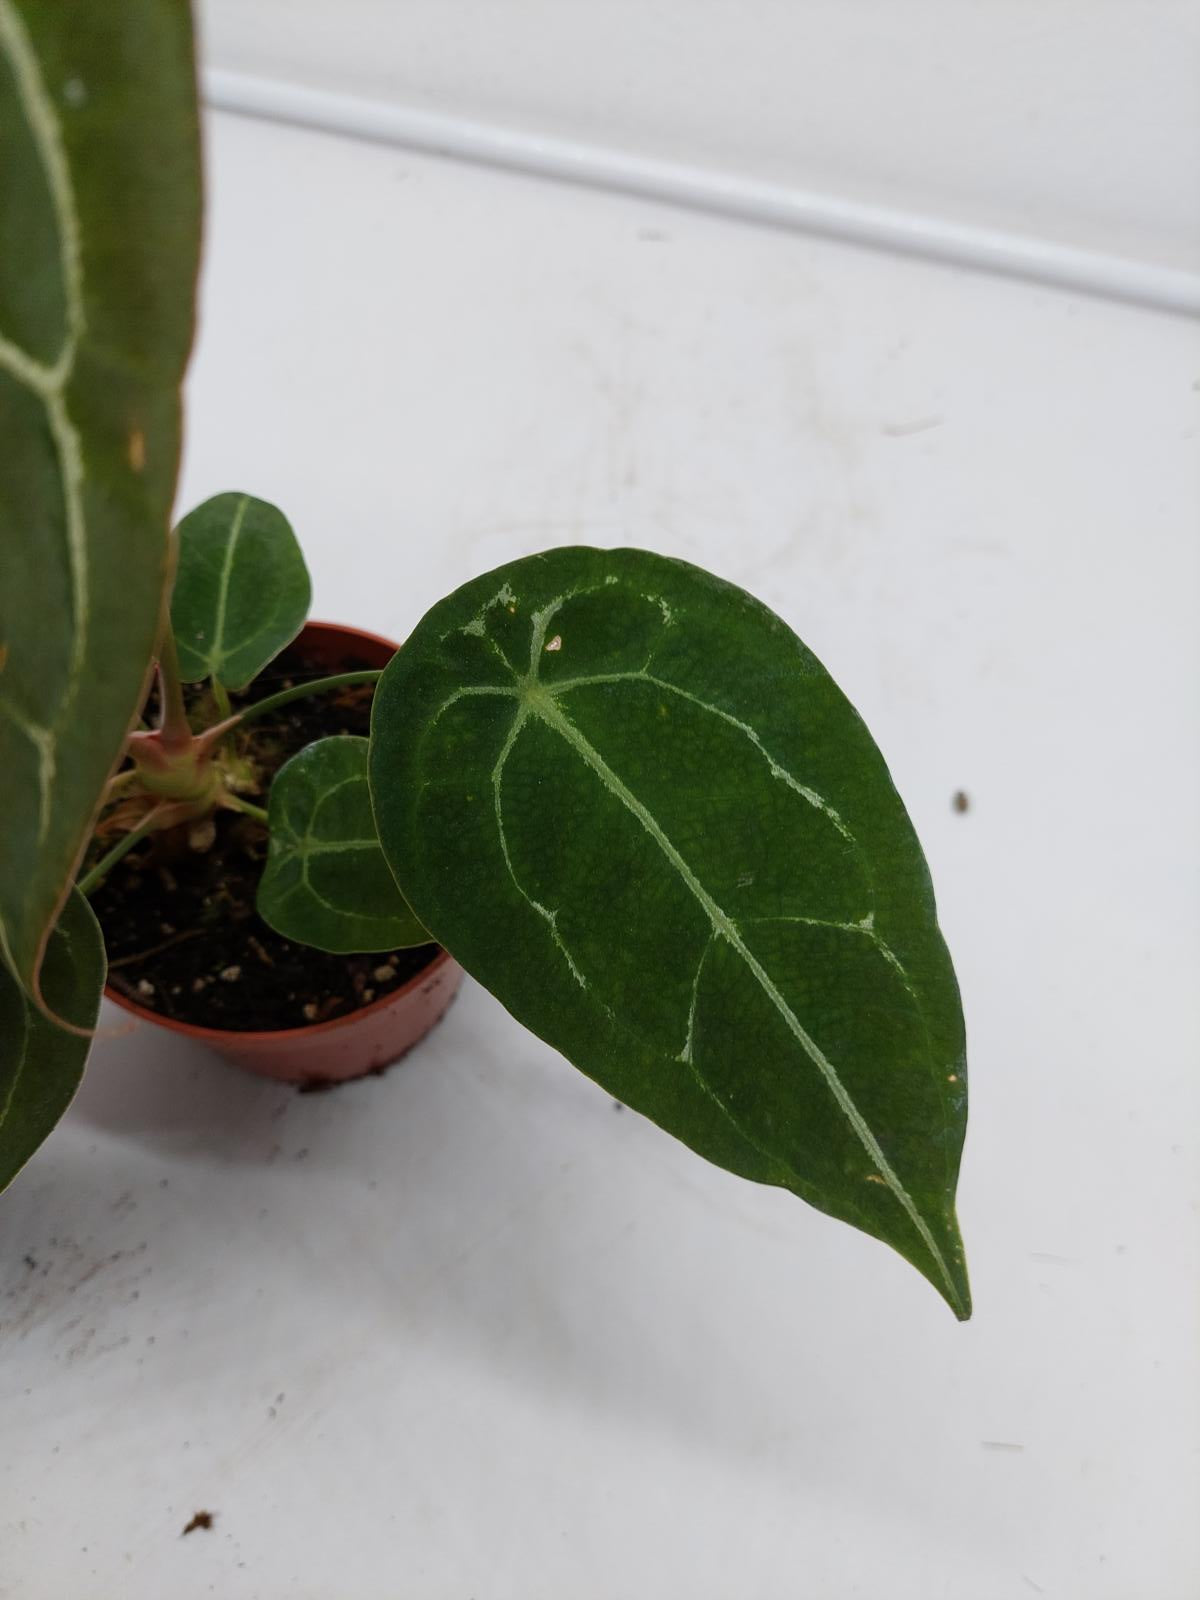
[104,621,463,1086]
[107,946,462,1085]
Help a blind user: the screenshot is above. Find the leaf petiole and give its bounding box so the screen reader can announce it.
[236,669,383,726]
[77,806,176,896]
[195,669,383,752]
[223,795,269,825]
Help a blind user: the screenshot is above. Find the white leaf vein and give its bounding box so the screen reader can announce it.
[533,692,962,1311]
[205,495,249,680]
[0,0,89,887]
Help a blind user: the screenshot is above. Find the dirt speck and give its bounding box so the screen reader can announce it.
[952,789,970,814]
[181,1511,215,1536]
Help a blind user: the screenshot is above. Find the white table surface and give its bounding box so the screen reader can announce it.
[2,109,1198,1598]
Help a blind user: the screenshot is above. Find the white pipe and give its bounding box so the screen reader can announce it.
[204,68,1200,319]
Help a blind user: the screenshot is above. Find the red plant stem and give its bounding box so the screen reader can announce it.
[156,622,193,754]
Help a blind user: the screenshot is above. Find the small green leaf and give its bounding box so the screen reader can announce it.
[0,0,201,999]
[258,736,428,954]
[370,548,971,1317]
[171,492,311,690]
[0,889,104,1194]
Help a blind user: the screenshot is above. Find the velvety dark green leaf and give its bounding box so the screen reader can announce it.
[370,548,970,1316]
[171,492,311,690]
[258,736,428,954]
[0,0,200,1000]
[0,890,104,1193]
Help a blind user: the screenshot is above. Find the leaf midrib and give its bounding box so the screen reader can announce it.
[270,763,411,934]
[206,494,248,679]
[528,692,962,1312]
[456,651,962,1313]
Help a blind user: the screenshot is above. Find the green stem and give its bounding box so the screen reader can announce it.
[78,811,165,896]
[194,669,385,757]
[225,796,269,824]
[233,670,382,728]
[211,679,232,720]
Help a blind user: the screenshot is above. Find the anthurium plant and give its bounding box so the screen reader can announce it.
[0,1,971,1316]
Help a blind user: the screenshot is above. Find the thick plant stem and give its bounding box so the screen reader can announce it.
[197,669,383,751]
[156,623,193,753]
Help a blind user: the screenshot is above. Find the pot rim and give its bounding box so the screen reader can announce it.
[100,617,452,1047]
[298,617,401,658]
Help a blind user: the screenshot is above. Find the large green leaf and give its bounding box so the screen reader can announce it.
[258,736,428,953]
[0,1,201,999]
[171,492,311,690]
[370,549,971,1316]
[0,890,104,1193]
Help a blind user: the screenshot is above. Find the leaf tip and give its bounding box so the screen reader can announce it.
[932,1218,972,1321]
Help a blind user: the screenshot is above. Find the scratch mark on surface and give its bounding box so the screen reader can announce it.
[881,415,943,438]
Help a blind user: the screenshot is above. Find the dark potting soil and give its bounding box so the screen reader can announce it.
[89,639,438,1032]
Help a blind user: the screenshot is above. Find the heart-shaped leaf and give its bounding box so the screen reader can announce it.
[0,889,104,1194]
[258,736,428,954]
[0,1,200,1000]
[171,492,311,690]
[370,549,971,1316]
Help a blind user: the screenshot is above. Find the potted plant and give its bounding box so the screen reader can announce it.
[87,555,464,1086]
[0,1,970,1318]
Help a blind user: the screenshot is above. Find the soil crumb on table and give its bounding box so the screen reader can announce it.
[181,1510,214,1536]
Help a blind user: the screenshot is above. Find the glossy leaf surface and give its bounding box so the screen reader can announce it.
[0,891,104,1193]
[0,1,201,998]
[258,737,427,954]
[171,492,311,690]
[371,548,971,1316]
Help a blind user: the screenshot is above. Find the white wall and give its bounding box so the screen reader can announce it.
[200,0,1200,277]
